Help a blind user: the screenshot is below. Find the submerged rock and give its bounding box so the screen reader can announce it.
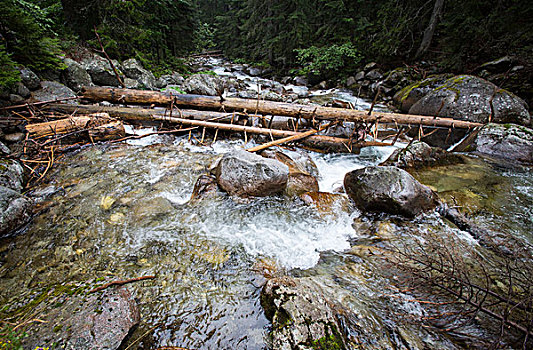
[215,149,289,197]
[299,191,352,216]
[475,123,533,163]
[0,186,32,237]
[381,141,465,168]
[23,286,140,350]
[344,166,438,217]
[261,277,347,350]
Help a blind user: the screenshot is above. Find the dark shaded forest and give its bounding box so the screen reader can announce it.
[1,0,532,87]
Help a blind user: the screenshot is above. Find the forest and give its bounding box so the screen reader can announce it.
[1,0,532,88]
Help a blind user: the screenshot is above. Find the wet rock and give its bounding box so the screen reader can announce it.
[260,150,319,196]
[19,67,41,90]
[0,186,32,237]
[393,74,453,113]
[82,55,124,87]
[409,75,531,126]
[132,196,174,222]
[0,159,24,191]
[190,174,220,200]
[121,58,156,89]
[62,58,93,92]
[344,166,439,217]
[261,277,347,350]
[300,191,352,216]
[23,286,140,350]
[31,81,77,104]
[183,73,223,96]
[355,71,365,81]
[248,67,262,76]
[474,123,533,163]
[381,141,465,168]
[215,149,289,197]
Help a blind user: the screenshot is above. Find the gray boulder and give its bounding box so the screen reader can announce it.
[382,141,465,169]
[0,159,24,191]
[365,69,383,81]
[261,277,347,350]
[62,58,93,92]
[124,77,140,89]
[475,123,533,163]
[31,81,77,104]
[393,74,453,113]
[82,55,124,87]
[0,186,32,237]
[19,67,41,90]
[12,82,31,98]
[0,141,10,155]
[344,166,439,217]
[409,75,531,126]
[215,149,289,197]
[155,72,185,89]
[293,76,308,86]
[121,58,156,89]
[183,73,223,96]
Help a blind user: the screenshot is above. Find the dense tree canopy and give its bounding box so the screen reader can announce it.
[0,0,531,86]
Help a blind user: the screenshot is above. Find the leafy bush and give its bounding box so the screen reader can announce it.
[294,43,362,77]
[0,46,21,91]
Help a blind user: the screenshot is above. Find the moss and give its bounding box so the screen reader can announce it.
[396,74,453,103]
[53,324,63,333]
[310,334,344,350]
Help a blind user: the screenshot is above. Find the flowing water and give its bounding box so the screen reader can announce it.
[1,60,532,349]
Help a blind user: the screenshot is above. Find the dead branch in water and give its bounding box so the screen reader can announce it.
[89,275,156,293]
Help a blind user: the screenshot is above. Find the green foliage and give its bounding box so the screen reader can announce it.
[195,22,216,52]
[0,46,21,90]
[0,325,27,350]
[0,0,64,72]
[294,43,361,76]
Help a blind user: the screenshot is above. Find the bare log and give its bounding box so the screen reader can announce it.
[246,128,320,152]
[44,103,386,153]
[26,116,94,138]
[81,86,485,129]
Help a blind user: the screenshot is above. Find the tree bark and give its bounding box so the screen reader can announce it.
[44,103,387,153]
[415,0,445,58]
[81,86,483,129]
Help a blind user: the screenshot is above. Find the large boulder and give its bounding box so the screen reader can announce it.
[155,72,185,89]
[475,123,533,163]
[393,74,453,113]
[409,75,531,126]
[31,81,77,104]
[183,73,223,96]
[261,277,347,350]
[0,159,24,191]
[82,55,124,87]
[0,186,32,237]
[19,67,41,90]
[121,58,156,90]
[62,58,93,92]
[344,166,439,217]
[215,149,289,197]
[381,141,465,169]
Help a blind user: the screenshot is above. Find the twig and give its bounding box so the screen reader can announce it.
[89,275,156,293]
[93,27,126,88]
[0,97,80,111]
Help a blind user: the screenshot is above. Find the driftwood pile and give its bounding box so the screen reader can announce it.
[1,86,484,185]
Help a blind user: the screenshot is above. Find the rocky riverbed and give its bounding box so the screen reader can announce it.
[1,56,532,349]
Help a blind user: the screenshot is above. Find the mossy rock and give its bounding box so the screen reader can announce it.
[393,74,453,112]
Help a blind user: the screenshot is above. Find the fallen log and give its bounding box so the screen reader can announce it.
[44,103,386,153]
[246,128,320,152]
[81,86,484,129]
